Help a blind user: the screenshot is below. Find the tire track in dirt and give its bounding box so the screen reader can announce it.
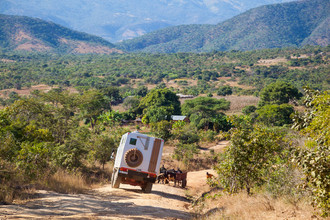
[0,176,198,219]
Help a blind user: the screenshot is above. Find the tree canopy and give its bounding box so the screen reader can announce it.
[259,81,301,107]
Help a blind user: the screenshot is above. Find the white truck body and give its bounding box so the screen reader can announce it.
[112,131,164,192]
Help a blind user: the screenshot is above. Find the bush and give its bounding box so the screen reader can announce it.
[242,105,257,115]
[150,120,172,141]
[214,121,289,195]
[256,104,294,126]
[217,85,233,96]
[173,143,199,165]
[199,130,217,142]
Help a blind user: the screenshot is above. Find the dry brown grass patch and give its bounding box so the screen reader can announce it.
[196,192,316,220]
[45,170,88,194]
[213,95,259,114]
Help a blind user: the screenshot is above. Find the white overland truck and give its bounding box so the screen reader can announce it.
[111,131,164,193]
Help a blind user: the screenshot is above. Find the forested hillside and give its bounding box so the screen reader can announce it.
[0,14,121,54]
[117,0,330,53]
[0,0,294,42]
[0,46,329,103]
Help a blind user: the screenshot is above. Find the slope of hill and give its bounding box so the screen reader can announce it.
[116,0,329,53]
[0,0,294,42]
[0,14,121,54]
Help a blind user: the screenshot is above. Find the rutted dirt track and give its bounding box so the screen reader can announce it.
[0,170,214,219]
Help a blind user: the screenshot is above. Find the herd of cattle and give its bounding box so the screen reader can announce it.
[157,166,215,188]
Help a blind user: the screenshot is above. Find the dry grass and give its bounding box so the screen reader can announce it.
[0,84,78,98]
[196,192,317,220]
[215,95,259,115]
[45,170,88,194]
[257,57,288,66]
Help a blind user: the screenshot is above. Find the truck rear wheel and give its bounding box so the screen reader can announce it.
[142,182,153,193]
[111,169,121,188]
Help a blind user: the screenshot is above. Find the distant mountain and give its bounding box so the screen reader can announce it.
[0,0,294,42]
[116,0,330,53]
[0,14,121,54]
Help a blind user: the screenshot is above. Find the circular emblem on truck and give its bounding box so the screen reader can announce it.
[124,148,143,168]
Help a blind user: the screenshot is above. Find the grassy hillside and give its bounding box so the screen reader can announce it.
[0,14,121,54]
[117,0,329,53]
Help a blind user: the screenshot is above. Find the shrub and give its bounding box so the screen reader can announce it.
[217,85,233,96]
[242,105,257,115]
[173,143,199,165]
[256,104,294,126]
[150,120,172,141]
[214,121,289,195]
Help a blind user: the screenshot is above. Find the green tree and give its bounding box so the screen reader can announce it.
[217,85,233,96]
[181,97,230,118]
[259,81,301,107]
[138,88,181,123]
[98,110,123,127]
[242,105,257,115]
[173,143,199,165]
[122,96,140,111]
[135,86,148,97]
[151,120,172,141]
[90,134,116,169]
[256,104,294,126]
[292,88,330,216]
[102,86,122,105]
[78,90,109,128]
[215,116,288,195]
[182,96,230,129]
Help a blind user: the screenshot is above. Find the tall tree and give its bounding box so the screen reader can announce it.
[259,81,301,107]
[138,88,181,123]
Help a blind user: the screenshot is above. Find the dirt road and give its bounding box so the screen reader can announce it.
[0,170,215,219]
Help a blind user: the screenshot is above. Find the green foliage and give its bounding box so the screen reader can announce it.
[142,105,174,124]
[89,134,116,169]
[150,120,172,141]
[16,142,53,180]
[214,117,289,195]
[0,46,328,94]
[78,90,110,128]
[242,105,257,115]
[211,113,232,132]
[54,126,90,170]
[101,86,122,104]
[256,104,294,126]
[173,143,199,165]
[199,130,217,142]
[172,123,200,145]
[259,81,301,107]
[98,110,123,127]
[138,88,180,123]
[217,85,233,96]
[135,86,148,97]
[182,97,230,118]
[122,96,140,111]
[292,88,330,216]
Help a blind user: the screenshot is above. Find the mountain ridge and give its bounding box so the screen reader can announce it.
[0,14,121,54]
[0,0,295,42]
[116,0,329,53]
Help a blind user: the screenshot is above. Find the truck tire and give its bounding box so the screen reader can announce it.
[124,148,143,168]
[142,182,153,193]
[111,169,121,188]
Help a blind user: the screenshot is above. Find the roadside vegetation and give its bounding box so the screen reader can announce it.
[0,46,329,217]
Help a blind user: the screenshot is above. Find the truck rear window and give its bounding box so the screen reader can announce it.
[129,138,137,145]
